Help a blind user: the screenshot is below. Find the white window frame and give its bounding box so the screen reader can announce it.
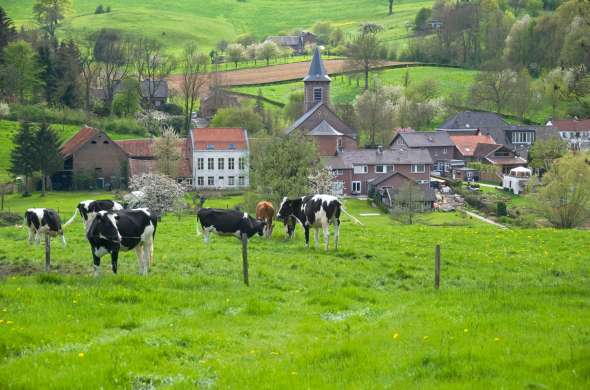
[197,158,204,170]
[207,158,214,170]
[238,176,245,186]
[353,165,368,174]
[375,165,386,174]
[197,176,204,186]
[239,157,246,170]
[333,169,344,175]
[313,87,322,102]
[228,176,235,186]
[511,131,535,144]
[352,181,361,194]
[207,176,214,186]
[411,164,426,173]
[228,157,235,170]
[218,158,224,170]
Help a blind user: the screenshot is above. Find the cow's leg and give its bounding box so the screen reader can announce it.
[28,228,35,245]
[334,220,340,251]
[60,232,67,248]
[304,226,310,248]
[111,250,119,275]
[143,240,153,273]
[314,228,320,249]
[135,245,146,275]
[204,227,212,244]
[34,230,41,245]
[92,252,101,277]
[323,223,330,251]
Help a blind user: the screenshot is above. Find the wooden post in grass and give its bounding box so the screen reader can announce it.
[45,235,51,272]
[241,233,249,286]
[434,245,441,289]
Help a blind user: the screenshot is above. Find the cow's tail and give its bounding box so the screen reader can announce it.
[340,206,364,226]
[63,208,79,228]
[195,215,202,236]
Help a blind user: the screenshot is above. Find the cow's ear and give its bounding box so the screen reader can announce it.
[114,215,120,220]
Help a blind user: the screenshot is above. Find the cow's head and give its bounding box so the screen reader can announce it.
[285,216,296,239]
[88,211,122,245]
[276,197,293,220]
[253,218,267,237]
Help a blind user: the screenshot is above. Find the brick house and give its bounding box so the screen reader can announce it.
[390,131,456,175]
[286,47,358,156]
[322,147,433,196]
[450,133,526,174]
[190,127,250,189]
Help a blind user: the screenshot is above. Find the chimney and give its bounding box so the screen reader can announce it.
[377,145,383,155]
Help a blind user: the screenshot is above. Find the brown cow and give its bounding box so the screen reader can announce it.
[255,201,275,239]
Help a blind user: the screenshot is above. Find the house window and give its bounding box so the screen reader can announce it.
[218,177,224,186]
[197,176,204,186]
[443,148,448,154]
[337,138,343,150]
[238,176,245,186]
[495,149,510,157]
[207,176,214,186]
[229,143,236,150]
[239,157,246,170]
[353,165,368,174]
[352,181,361,194]
[207,144,215,150]
[375,165,386,174]
[411,164,425,173]
[333,169,344,175]
[228,158,235,170]
[197,158,204,170]
[511,131,535,144]
[207,158,214,170]
[313,87,322,102]
[228,176,235,186]
[387,165,394,172]
[218,158,224,170]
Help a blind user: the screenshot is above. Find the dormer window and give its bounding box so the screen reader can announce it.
[207,144,215,150]
[91,140,97,144]
[313,87,322,103]
[103,141,109,144]
[229,143,236,150]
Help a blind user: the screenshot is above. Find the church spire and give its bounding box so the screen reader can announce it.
[304,47,331,82]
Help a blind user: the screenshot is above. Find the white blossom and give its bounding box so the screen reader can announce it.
[129,174,186,216]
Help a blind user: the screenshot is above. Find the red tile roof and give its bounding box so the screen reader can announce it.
[60,127,100,157]
[450,134,496,157]
[191,128,247,150]
[550,119,590,132]
[116,139,156,158]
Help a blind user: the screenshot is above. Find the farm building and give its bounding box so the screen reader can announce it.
[322,147,432,196]
[265,31,316,54]
[92,80,170,108]
[286,47,358,156]
[190,127,250,189]
[199,90,241,120]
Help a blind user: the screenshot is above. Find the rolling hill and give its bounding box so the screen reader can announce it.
[2,0,433,52]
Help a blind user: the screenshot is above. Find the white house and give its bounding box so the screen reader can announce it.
[502,166,532,195]
[190,128,250,189]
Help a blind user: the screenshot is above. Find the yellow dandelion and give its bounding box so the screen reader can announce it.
[225,298,230,303]
[291,371,298,375]
[0,319,4,324]
[393,333,399,340]
[2,308,6,312]
[463,328,469,333]
[250,350,256,354]
[199,360,207,364]
[73,300,78,304]
[78,352,85,358]
[494,337,500,342]
[16,288,21,292]
[6,321,13,325]
[270,351,279,355]
[423,336,429,340]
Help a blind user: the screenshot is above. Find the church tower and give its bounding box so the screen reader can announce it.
[303,47,331,112]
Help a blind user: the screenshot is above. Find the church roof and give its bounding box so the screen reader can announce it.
[285,102,323,134]
[308,120,343,136]
[303,47,331,82]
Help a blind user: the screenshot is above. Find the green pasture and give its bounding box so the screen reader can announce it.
[233,66,479,105]
[3,0,433,53]
[0,192,588,388]
[0,120,141,182]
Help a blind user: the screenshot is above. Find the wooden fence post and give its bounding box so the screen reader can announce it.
[434,244,441,289]
[241,233,249,286]
[45,235,51,272]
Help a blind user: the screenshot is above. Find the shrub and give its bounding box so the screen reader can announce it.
[9,104,87,125]
[100,117,146,136]
[0,211,22,227]
[496,202,507,217]
[158,103,183,116]
[95,5,105,14]
[0,102,10,118]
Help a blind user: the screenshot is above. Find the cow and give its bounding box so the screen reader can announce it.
[86,209,157,276]
[197,208,266,243]
[24,208,66,247]
[276,194,352,251]
[255,201,275,238]
[63,200,124,231]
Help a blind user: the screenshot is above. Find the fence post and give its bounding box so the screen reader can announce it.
[45,235,51,272]
[241,233,249,286]
[434,245,441,289]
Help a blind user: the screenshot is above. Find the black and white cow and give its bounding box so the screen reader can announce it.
[276,195,342,251]
[197,208,266,243]
[24,208,66,247]
[64,200,124,231]
[86,209,157,276]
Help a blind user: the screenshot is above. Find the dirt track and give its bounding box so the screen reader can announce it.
[168,59,413,90]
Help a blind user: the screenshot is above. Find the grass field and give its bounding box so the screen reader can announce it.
[3,0,433,53]
[233,66,479,106]
[0,192,588,388]
[0,120,142,182]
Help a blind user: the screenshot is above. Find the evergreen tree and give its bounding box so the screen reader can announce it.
[33,123,62,196]
[10,122,37,194]
[0,7,16,63]
[254,89,264,116]
[37,41,58,105]
[55,39,81,107]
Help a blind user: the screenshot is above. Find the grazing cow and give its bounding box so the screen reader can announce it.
[197,208,266,243]
[24,208,66,247]
[86,209,157,276]
[255,201,275,238]
[276,194,343,251]
[64,200,124,231]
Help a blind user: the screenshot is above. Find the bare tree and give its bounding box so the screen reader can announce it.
[79,43,99,112]
[180,43,209,132]
[388,0,394,15]
[469,69,518,114]
[392,181,426,225]
[347,23,384,90]
[354,86,395,146]
[154,126,181,177]
[133,37,176,109]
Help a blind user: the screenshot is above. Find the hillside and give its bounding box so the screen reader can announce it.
[3,0,433,52]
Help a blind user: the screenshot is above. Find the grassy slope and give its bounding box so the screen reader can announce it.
[0,193,588,388]
[234,66,479,104]
[0,120,141,182]
[3,0,432,53]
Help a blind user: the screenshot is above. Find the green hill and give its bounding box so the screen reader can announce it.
[2,0,432,52]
